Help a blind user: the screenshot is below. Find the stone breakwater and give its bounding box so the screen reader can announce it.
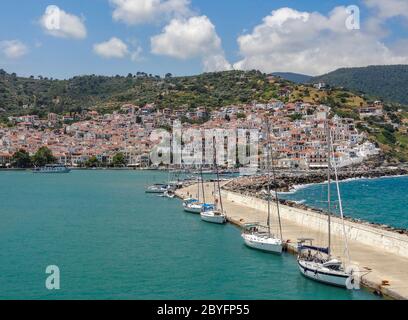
[225,166,408,194]
[223,166,408,235]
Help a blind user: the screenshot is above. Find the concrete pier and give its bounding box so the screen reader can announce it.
[176,182,408,300]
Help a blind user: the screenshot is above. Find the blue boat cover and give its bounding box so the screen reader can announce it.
[202,203,215,211]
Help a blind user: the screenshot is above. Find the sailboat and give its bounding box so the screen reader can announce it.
[242,120,283,254]
[145,183,169,194]
[297,121,355,288]
[200,138,227,224]
[183,173,204,213]
[183,167,215,213]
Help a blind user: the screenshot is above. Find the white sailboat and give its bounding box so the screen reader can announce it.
[145,183,169,194]
[184,169,202,213]
[242,120,283,254]
[200,138,227,224]
[297,121,356,289]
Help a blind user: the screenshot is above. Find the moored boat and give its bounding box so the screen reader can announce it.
[200,208,226,224]
[242,225,282,254]
[297,120,356,289]
[183,199,202,213]
[32,164,71,173]
[145,184,169,194]
[200,138,227,225]
[297,240,350,287]
[241,119,283,254]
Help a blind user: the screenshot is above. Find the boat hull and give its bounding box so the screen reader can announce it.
[200,212,226,224]
[145,189,166,194]
[183,206,202,214]
[298,259,349,288]
[32,167,71,173]
[242,234,282,254]
[33,169,71,174]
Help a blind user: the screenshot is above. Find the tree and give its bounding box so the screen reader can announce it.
[289,113,303,121]
[236,112,247,119]
[85,156,100,168]
[32,147,56,167]
[11,149,32,168]
[112,152,127,167]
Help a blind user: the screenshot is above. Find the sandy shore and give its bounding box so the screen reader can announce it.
[176,181,408,300]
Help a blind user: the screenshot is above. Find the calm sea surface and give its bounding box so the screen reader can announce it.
[0,170,378,300]
[280,176,408,230]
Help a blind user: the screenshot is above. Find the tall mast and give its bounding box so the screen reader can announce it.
[329,133,351,266]
[213,137,224,213]
[200,165,206,203]
[326,119,332,256]
[266,119,283,241]
[197,171,200,202]
[265,121,272,237]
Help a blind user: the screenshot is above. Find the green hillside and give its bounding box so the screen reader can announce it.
[311,65,408,105]
[0,69,281,117]
[0,69,373,118]
[272,72,312,84]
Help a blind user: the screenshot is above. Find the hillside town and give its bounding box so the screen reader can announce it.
[0,99,386,169]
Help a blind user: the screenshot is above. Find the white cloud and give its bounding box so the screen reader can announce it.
[131,46,144,62]
[39,5,87,39]
[93,37,129,59]
[364,0,408,20]
[110,0,191,25]
[234,7,408,75]
[0,40,28,59]
[151,15,232,71]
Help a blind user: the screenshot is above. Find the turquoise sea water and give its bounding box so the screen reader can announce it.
[280,176,408,230]
[0,170,378,300]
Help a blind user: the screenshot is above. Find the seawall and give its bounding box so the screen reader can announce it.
[176,182,408,300]
[222,189,408,259]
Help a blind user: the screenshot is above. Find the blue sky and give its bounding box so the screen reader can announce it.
[0,0,407,78]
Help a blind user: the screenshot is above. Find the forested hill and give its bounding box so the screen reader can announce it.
[272,72,312,84]
[0,69,278,117]
[0,69,370,118]
[311,65,408,105]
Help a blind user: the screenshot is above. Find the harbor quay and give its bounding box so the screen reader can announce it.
[176,181,408,300]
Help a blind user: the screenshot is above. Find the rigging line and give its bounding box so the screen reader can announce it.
[265,120,272,237]
[197,169,200,202]
[201,166,206,204]
[329,130,351,267]
[213,136,224,213]
[326,120,332,256]
[267,118,283,241]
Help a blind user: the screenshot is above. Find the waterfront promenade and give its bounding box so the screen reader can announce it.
[176,182,408,300]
